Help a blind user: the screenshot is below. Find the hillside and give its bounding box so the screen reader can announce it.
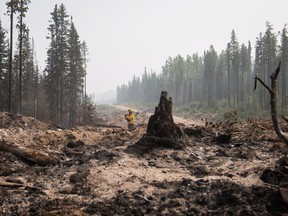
[0,108,288,215]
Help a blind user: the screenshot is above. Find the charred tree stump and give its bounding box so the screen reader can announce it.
[125,91,183,155]
[147,91,182,141]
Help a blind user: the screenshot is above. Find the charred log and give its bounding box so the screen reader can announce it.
[0,139,59,166]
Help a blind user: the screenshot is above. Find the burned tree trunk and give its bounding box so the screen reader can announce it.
[146,91,183,142]
[125,91,183,155]
[254,62,288,144]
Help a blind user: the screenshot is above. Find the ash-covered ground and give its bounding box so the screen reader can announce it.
[0,107,288,215]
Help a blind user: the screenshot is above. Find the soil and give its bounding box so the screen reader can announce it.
[0,107,288,215]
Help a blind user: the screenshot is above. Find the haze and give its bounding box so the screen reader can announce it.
[1,0,288,100]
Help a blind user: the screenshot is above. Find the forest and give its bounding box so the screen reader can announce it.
[1,1,287,127]
[1,1,288,215]
[117,23,288,118]
[0,1,96,128]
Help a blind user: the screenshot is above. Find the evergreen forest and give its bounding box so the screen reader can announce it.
[1,1,288,127]
[117,23,288,117]
[0,1,96,127]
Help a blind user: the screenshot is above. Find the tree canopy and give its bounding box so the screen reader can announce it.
[117,24,285,117]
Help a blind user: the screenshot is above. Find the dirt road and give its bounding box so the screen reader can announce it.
[113,104,201,125]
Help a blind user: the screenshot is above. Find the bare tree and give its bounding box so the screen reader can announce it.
[254,62,288,144]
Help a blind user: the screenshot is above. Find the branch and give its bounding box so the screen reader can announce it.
[254,75,273,94]
[0,181,40,190]
[134,194,153,203]
[271,61,281,80]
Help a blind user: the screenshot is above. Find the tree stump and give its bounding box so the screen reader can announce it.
[146,91,182,142]
[125,91,183,155]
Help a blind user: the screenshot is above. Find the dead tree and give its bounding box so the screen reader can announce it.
[254,61,288,144]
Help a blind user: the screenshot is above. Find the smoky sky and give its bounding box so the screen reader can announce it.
[1,0,288,97]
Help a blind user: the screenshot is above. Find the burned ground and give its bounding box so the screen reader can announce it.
[0,109,288,215]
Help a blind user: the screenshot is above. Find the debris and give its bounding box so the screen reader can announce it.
[0,139,59,166]
[280,188,288,205]
[59,184,73,194]
[0,110,287,215]
[69,170,90,184]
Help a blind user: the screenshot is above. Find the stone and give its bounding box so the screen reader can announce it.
[280,187,288,205]
[59,184,73,194]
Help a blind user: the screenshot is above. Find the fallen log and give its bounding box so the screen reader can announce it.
[0,139,59,166]
[0,180,48,196]
[0,180,42,190]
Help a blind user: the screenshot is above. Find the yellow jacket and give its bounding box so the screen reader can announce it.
[125,114,135,124]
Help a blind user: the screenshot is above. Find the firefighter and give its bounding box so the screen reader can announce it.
[124,108,137,131]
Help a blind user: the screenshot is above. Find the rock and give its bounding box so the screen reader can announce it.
[5,177,26,184]
[17,127,24,134]
[69,170,90,184]
[46,130,54,134]
[59,184,73,194]
[66,140,84,148]
[260,169,283,185]
[82,132,88,138]
[0,129,8,138]
[277,156,288,174]
[66,133,76,140]
[280,188,288,205]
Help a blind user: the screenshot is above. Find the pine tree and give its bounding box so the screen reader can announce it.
[6,0,18,112]
[20,28,35,116]
[45,4,70,126]
[215,51,226,102]
[203,45,217,108]
[15,0,30,114]
[81,41,88,101]
[230,30,240,107]
[173,55,185,105]
[226,42,232,107]
[254,33,265,109]
[254,23,278,111]
[67,18,85,127]
[0,21,9,111]
[79,95,97,125]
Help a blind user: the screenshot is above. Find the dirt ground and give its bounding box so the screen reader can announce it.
[0,107,288,215]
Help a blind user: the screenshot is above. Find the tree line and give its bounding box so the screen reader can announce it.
[117,22,288,116]
[0,1,97,127]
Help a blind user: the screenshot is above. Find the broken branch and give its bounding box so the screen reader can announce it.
[254,75,273,94]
